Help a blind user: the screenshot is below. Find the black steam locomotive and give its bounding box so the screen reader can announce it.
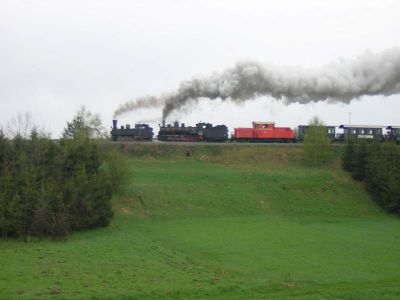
[110,120,153,141]
[158,121,229,142]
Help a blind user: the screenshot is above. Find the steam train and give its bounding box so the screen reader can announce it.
[111,120,400,143]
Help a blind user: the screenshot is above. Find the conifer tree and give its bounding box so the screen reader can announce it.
[342,138,356,173]
[0,117,115,238]
[352,140,368,181]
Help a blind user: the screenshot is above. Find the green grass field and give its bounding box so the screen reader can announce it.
[1,144,400,299]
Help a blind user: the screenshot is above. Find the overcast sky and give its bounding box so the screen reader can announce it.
[1,0,399,136]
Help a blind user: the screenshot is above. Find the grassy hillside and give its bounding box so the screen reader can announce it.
[1,144,400,299]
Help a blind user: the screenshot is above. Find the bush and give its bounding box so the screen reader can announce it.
[365,143,400,213]
[342,140,400,214]
[0,129,114,238]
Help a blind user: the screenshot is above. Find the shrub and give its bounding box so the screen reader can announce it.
[365,143,400,213]
[0,129,114,238]
[342,140,400,214]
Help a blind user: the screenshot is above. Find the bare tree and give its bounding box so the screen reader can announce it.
[3,112,33,138]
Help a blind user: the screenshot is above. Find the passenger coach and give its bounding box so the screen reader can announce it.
[339,125,384,141]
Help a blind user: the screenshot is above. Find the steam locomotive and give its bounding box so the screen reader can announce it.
[158,121,228,142]
[111,120,400,143]
[110,120,153,141]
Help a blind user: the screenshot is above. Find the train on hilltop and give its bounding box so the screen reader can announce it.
[110,119,400,143]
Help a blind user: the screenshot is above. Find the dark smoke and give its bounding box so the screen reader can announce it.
[114,48,400,121]
[113,95,164,118]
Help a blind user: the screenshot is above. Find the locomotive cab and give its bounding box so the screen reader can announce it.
[252,122,275,129]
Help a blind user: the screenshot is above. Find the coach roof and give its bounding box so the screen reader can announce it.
[339,125,384,129]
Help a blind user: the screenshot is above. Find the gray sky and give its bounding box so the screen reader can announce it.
[1,0,399,136]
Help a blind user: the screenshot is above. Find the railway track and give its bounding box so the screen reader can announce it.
[111,140,305,146]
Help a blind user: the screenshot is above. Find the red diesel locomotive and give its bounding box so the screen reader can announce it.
[233,122,296,143]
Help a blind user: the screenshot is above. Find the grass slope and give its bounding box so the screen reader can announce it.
[1,144,400,299]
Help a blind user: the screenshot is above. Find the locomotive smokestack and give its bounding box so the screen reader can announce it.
[114,48,400,121]
[112,120,118,130]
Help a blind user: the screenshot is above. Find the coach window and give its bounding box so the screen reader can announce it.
[360,129,365,134]
[352,129,356,134]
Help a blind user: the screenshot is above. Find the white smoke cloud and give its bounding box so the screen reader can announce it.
[114,48,400,122]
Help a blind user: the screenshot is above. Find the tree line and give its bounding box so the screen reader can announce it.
[0,110,126,238]
[342,140,400,214]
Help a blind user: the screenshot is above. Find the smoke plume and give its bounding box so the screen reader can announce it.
[114,48,400,121]
[113,96,165,118]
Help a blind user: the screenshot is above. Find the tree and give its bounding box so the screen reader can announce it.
[303,116,332,165]
[351,140,368,181]
[0,121,114,238]
[62,106,108,139]
[62,114,86,139]
[342,140,400,215]
[342,138,356,173]
[3,112,33,139]
[365,142,400,213]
